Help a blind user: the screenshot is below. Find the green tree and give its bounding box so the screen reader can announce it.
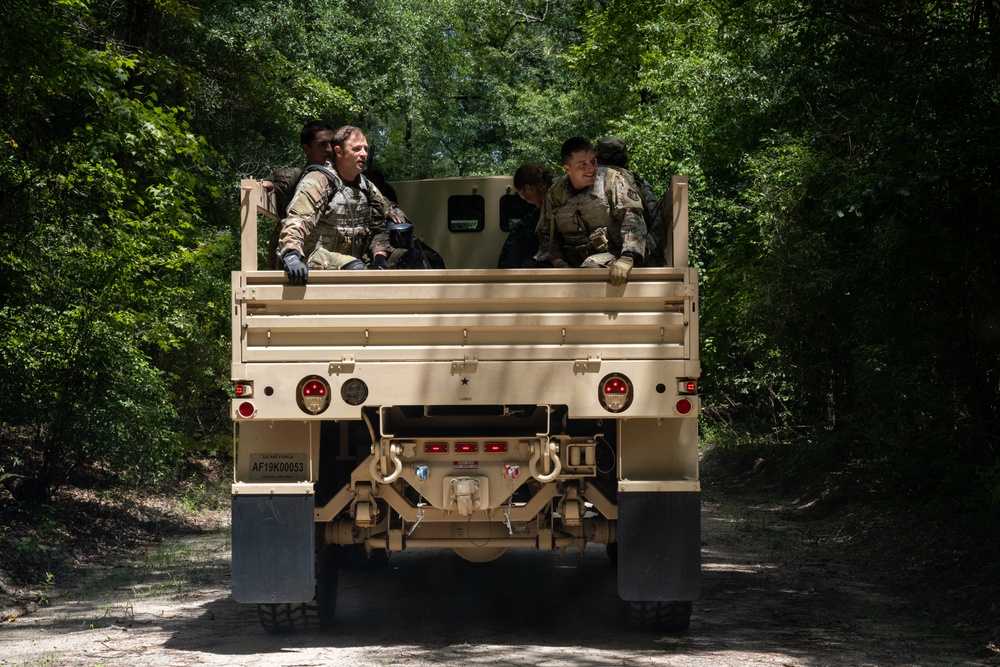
[0,0,228,500]
[571,0,1000,499]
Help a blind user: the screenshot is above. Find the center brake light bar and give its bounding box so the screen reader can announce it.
[420,442,510,454]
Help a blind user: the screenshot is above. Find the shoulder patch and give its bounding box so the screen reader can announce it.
[627,188,641,202]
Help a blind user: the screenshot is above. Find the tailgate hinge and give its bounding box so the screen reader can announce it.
[329,355,356,374]
[573,355,602,373]
[235,288,258,302]
[451,354,479,374]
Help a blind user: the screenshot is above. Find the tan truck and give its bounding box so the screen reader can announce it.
[231,174,701,633]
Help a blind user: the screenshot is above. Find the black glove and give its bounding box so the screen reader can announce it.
[282,251,309,285]
[371,254,388,270]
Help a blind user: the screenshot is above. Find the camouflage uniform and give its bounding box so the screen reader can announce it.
[278,164,405,270]
[533,166,648,268]
[595,137,667,267]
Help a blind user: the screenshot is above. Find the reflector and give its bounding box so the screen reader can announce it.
[676,398,693,415]
[237,402,255,418]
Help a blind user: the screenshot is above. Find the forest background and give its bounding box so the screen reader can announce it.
[1,0,998,596]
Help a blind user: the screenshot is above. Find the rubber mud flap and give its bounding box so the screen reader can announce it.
[617,491,700,601]
[232,494,315,603]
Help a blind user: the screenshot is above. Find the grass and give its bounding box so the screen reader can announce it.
[75,526,230,605]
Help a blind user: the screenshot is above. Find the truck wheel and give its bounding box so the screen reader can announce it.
[257,549,339,634]
[625,600,692,632]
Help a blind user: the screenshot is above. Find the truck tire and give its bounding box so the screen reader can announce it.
[257,547,339,634]
[625,600,692,632]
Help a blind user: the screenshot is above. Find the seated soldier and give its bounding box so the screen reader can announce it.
[533,137,648,286]
[498,163,553,268]
[596,136,667,267]
[277,125,407,284]
[262,120,335,269]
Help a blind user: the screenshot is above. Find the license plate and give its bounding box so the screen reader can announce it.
[249,453,308,481]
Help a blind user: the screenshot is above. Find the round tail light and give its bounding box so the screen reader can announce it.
[598,373,633,413]
[297,375,331,414]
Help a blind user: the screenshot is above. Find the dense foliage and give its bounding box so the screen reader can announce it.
[1,0,997,506]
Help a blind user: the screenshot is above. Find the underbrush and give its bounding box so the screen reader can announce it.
[0,456,231,621]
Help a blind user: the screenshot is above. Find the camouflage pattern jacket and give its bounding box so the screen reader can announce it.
[533,166,648,266]
[277,164,404,265]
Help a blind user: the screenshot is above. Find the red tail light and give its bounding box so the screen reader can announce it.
[598,373,633,412]
[297,375,331,414]
[302,380,326,396]
[678,380,697,394]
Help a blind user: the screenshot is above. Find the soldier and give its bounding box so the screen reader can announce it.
[534,137,648,286]
[497,162,553,269]
[595,136,667,267]
[277,125,407,284]
[262,120,335,269]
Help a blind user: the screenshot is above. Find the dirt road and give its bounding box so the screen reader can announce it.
[2,488,997,667]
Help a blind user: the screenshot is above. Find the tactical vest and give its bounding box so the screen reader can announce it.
[548,167,625,263]
[297,167,382,261]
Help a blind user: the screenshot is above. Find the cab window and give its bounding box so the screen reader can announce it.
[448,195,485,232]
[500,194,534,232]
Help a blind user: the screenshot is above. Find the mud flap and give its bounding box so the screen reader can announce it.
[231,493,315,603]
[617,491,700,601]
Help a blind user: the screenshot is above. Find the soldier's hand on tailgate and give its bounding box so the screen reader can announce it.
[282,251,309,285]
[609,254,634,286]
[551,258,570,268]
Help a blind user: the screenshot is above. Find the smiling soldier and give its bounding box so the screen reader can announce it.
[533,136,648,286]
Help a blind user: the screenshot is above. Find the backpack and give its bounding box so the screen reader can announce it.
[632,174,668,267]
[392,237,446,269]
[265,166,304,269]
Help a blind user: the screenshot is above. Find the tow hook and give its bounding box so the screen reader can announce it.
[529,438,562,482]
[370,440,403,484]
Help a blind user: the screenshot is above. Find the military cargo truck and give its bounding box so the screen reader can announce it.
[231,174,700,633]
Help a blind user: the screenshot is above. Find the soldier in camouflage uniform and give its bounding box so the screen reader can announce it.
[534,137,648,286]
[262,120,335,269]
[278,125,406,284]
[596,136,667,267]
